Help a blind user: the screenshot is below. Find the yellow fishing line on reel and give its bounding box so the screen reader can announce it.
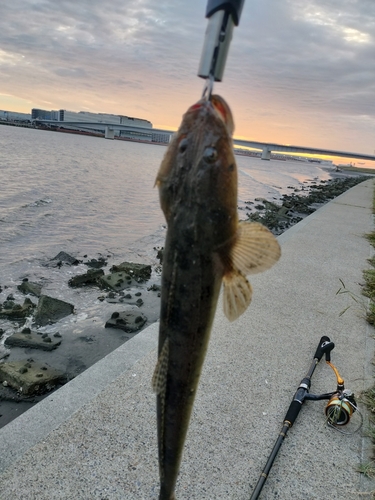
[323,360,362,432]
[325,392,355,426]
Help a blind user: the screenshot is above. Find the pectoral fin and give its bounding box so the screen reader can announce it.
[152,339,169,394]
[231,221,281,275]
[223,221,281,321]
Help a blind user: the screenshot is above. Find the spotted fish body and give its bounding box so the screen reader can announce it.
[153,95,280,499]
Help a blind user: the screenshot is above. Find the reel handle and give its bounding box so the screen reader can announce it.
[314,336,335,362]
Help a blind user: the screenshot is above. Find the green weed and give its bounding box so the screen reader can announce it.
[357,461,375,479]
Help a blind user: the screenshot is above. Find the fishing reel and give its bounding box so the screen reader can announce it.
[325,389,357,427]
[303,338,362,433]
[316,342,362,433]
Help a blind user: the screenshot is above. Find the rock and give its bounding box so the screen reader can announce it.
[245,175,371,236]
[110,262,152,283]
[147,284,162,292]
[83,257,107,268]
[277,206,290,218]
[48,251,80,267]
[68,269,104,287]
[99,271,135,291]
[2,300,15,309]
[34,295,74,326]
[17,280,42,297]
[0,345,10,361]
[105,307,147,333]
[5,329,62,351]
[0,298,36,320]
[0,360,65,395]
[155,247,163,265]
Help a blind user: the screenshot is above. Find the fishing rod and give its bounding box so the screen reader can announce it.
[250,336,362,500]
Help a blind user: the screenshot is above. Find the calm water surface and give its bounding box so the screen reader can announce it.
[0,125,333,273]
[0,126,166,270]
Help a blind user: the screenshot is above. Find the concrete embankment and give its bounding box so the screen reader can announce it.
[0,180,374,499]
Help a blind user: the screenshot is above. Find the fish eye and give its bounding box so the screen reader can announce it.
[179,138,188,154]
[203,147,218,163]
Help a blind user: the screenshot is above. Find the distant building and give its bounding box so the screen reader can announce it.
[152,132,171,144]
[31,108,58,120]
[33,108,153,141]
[0,110,31,122]
[58,109,151,127]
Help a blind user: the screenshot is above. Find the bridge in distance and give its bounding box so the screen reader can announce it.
[35,119,375,163]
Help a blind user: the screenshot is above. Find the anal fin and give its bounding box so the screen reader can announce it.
[223,271,252,322]
[222,221,280,322]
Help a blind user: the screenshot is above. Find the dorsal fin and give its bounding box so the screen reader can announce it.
[152,339,169,394]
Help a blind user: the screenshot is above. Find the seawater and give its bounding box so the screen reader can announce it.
[0,124,340,426]
[0,125,333,274]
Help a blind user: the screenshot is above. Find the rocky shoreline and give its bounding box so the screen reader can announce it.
[0,251,164,427]
[241,173,371,235]
[0,171,371,428]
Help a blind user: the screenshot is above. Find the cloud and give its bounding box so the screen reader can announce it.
[0,0,374,152]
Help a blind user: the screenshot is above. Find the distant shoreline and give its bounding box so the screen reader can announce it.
[0,120,169,147]
[339,165,375,175]
[2,119,375,170]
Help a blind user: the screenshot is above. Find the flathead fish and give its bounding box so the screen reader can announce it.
[153,95,280,499]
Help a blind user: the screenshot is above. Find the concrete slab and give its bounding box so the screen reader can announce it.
[0,360,64,396]
[5,329,62,351]
[0,180,374,499]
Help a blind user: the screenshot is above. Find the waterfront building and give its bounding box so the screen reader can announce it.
[58,109,151,128]
[58,109,152,140]
[31,109,58,120]
[152,132,171,144]
[33,108,153,141]
[0,110,31,122]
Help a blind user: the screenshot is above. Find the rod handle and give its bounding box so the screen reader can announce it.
[314,336,334,361]
[284,400,302,427]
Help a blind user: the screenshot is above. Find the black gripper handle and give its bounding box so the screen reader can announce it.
[206,0,245,25]
[314,336,334,361]
[284,400,302,427]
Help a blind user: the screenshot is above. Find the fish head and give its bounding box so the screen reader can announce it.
[156,95,238,246]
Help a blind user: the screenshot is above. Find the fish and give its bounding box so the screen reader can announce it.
[153,94,281,499]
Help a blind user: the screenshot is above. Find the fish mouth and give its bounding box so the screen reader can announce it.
[210,95,234,136]
[210,95,229,122]
[186,95,234,136]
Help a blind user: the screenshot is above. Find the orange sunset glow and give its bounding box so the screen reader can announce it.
[1,1,374,164]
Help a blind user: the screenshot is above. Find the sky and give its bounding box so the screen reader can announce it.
[1,0,375,156]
